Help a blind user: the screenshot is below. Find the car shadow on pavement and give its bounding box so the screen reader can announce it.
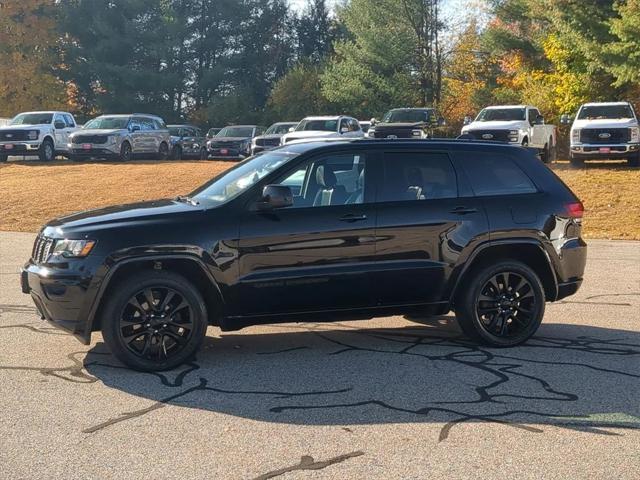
[83,317,640,441]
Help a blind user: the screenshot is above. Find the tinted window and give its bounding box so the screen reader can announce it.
[476,108,526,122]
[63,114,75,128]
[273,152,367,208]
[381,152,457,202]
[577,104,634,120]
[460,152,537,196]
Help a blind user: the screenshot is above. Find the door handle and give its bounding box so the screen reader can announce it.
[450,206,478,215]
[339,213,368,222]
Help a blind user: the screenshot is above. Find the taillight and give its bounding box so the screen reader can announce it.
[566,202,584,219]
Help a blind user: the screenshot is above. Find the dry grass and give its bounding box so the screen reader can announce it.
[1,158,639,239]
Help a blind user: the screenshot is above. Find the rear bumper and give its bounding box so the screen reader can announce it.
[21,263,92,344]
[553,237,587,301]
[70,146,119,158]
[207,147,247,160]
[556,279,582,300]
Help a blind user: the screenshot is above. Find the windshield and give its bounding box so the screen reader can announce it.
[191,151,297,206]
[168,127,182,136]
[476,108,526,122]
[577,105,634,120]
[217,126,254,137]
[382,110,432,123]
[265,123,296,135]
[84,116,130,130]
[295,119,338,132]
[10,113,53,125]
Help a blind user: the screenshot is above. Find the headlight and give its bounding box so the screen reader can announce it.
[28,130,39,140]
[411,129,422,137]
[52,239,96,258]
[508,129,519,142]
[572,129,580,143]
[630,127,639,143]
[251,138,257,148]
[107,135,118,144]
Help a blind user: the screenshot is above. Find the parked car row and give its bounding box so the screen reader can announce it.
[1,101,637,165]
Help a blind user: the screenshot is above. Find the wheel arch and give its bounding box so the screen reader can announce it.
[449,240,558,308]
[88,255,224,335]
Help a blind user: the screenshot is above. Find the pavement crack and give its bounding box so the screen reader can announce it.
[251,451,364,480]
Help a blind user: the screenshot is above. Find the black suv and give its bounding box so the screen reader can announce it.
[370,108,445,139]
[22,139,586,371]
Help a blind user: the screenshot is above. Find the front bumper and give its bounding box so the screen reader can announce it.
[571,143,639,159]
[69,143,120,158]
[207,147,248,160]
[0,140,41,154]
[21,262,93,344]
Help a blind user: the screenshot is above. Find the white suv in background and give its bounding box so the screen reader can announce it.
[280,116,364,145]
[562,101,639,167]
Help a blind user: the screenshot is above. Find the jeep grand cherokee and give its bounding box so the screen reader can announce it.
[22,139,586,371]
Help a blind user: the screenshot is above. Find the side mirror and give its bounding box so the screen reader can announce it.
[560,114,571,125]
[370,118,377,126]
[130,125,141,132]
[54,120,66,129]
[340,127,349,134]
[257,185,293,210]
[288,127,295,132]
[437,116,446,126]
[463,116,472,126]
[535,114,544,125]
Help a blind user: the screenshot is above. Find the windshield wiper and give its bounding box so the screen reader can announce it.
[175,195,200,206]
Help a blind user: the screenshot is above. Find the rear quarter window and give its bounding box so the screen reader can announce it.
[457,151,537,196]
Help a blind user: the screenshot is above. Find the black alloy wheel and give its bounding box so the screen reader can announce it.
[119,142,132,162]
[159,142,169,160]
[101,271,207,371]
[475,271,537,338]
[118,287,194,362]
[455,261,545,346]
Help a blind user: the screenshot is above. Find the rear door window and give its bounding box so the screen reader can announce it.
[458,152,537,196]
[380,152,458,202]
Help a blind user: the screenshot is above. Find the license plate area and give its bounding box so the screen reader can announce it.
[220,148,228,155]
[82,144,92,150]
[4,144,14,150]
[599,147,611,153]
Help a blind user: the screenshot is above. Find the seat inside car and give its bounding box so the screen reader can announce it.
[313,165,348,206]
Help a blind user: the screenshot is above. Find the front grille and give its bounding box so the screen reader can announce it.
[256,137,280,147]
[580,128,630,144]
[0,130,30,141]
[373,127,415,139]
[31,235,55,264]
[209,141,242,149]
[467,130,511,142]
[72,135,108,144]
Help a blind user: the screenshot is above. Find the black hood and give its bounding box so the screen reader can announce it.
[42,199,204,237]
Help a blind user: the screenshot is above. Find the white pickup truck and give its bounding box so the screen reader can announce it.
[0,111,79,162]
[561,101,639,167]
[461,105,557,163]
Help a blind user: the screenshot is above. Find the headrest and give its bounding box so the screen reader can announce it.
[406,167,423,187]
[316,165,337,187]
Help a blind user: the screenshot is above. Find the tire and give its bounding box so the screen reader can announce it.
[158,142,169,160]
[521,138,529,147]
[569,153,584,168]
[540,144,550,163]
[0,154,7,163]
[69,155,83,162]
[548,140,557,163]
[199,148,208,160]
[119,141,132,162]
[101,270,208,371]
[454,261,545,347]
[171,145,182,160]
[39,138,55,162]
[628,152,639,167]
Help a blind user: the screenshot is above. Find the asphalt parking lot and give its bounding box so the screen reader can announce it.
[1,231,639,479]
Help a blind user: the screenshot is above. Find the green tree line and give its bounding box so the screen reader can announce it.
[0,0,638,129]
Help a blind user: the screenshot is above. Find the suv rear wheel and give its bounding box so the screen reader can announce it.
[101,271,208,371]
[455,261,545,347]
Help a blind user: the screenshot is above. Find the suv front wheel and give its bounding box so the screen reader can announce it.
[455,261,545,347]
[101,271,208,371]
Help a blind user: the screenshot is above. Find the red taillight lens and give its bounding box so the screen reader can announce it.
[566,202,584,218]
